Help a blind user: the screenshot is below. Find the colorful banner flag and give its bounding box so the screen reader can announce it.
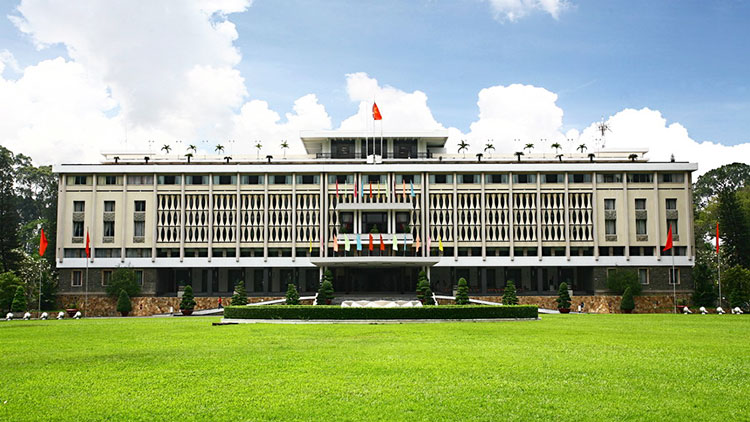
[426,234,431,250]
[403,234,407,250]
[438,235,444,252]
[39,228,48,256]
[332,234,338,253]
[392,234,398,251]
[344,233,351,252]
[336,179,339,200]
[309,237,312,253]
[354,177,357,198]
[369,233,374,251]
[369,181,372,199]
[379,234,385,251]
[373,102,382,120]
[410,181,415,198]
[356,234,362,251]
[415,234,421,252]
[402,180,406,200]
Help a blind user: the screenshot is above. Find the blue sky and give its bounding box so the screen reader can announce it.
[1,0,749,168]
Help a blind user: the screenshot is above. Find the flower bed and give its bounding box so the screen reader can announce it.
[224,305,538,320]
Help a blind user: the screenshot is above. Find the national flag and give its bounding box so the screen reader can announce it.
[379,234,385,251]
[39,228,48,256]
[344,233,351,252]
[438,235,444,252]
[369,181,372,199]
[663,225,673,252]
[410,180,415,198]
[716,222,720,254]
[415,234,421,252]
[332,234,338,253]
[392,234,398,251]
[356,234,362,251]
[85,230,91,258]
[369,233,374,251]
[372,102,382,120]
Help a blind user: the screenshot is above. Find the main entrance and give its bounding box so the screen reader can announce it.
[332,267,418,293]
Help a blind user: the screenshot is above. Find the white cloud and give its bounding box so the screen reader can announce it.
[485,0,568,22]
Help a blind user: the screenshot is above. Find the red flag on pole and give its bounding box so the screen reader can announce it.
[369,234,374,251]
[379,234,385,251]
[372,103,382,120]
[716,222,720,254]
[369,182,372,199]
[663,225,673,252]
[354,178,357,198]
[39,228,48,256]
[85,230,91,258]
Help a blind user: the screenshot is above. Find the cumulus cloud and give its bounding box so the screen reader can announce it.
[485,0,568,22]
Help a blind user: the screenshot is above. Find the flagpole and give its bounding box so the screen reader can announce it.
[85,227,89,316]
[718,247,722,309]
[672,243,676,314]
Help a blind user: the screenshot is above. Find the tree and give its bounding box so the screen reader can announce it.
[187,144,197,154]
[621,286,635,312]
[691,262,717,307]
[185,153,193,164]
[717,189,750,268]
[502,280,518,305]
[416,270,429,302]
[723,266,750,308]
[215,144,224,154]
[0,271,22,312]
[484,142,495,158]
[116,290,132,315]
[551,142,562,154]
[556,282,571,310]
[161,145,171,154]
[0,146,22,272]
[577,144,587,154]
[455,277,469,305]
[606,269,642,296]
[317,272,334,305]
[458,140,469,158]
[180,285,196,310]
[231,281,247,306]
[281,140,289,158]
[255,141,263,159]
[285,283,300,305]
[628,153,638,162]
[693,162,750,209]
[556,154,564,162]
[514,151,524,162]
[524,143,534,154]
[588,153,596,162]
[422,285,435,305]
[11,285,26,312]
[105,267,141,298]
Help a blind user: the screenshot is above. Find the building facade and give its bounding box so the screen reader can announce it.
[54,131,697,298]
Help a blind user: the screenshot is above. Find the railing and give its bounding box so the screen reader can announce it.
[315,152,434,160]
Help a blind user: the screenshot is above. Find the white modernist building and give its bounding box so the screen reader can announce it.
[54,131,696,297]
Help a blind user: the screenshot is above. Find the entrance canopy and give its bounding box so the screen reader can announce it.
[309,257,440,267]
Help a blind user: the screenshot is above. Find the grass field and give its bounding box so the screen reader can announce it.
[1,315,749,421]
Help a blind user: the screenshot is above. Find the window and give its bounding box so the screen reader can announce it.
[73,222,84,237]
[395,174,420,184]
[214,175,236,185]
[542,174,563,184]
[104,201,115,212]
[331,139,355,159]
[241,175,264,185]
[636,218,647,235]
[605,219,616,235]
[635,199,647,210]
[100,176,119,185]
[95,248,120,258]
[104,221,115,237]
[486,174,508,184]
[339,212,353,234]
[271,175,289,185]
[64,248,86,258]
[328,175,353,184]
[429,174,453,184]
[126,248,150,257]
[665,198,677,210]
[628,173,653,183]
[638,269,649,285]
[72,271,83,287]
[71,176,88,185]
[660,173,684,183]
[127,175,153,185]
[513,174,536,184]
[185,175,207,185]
[667,218,679,235]
[570,173,591,183]
[134,220,145,237]
[134,200,146,212]
[296,175,320,184]
[135,270,144,286]
[158,175,180,185]
[604,198,616,210]
[459,174,478,184]
[393,139,417,158]
[73,201,85,212]
[102,270,112,286]
[596,173,622,183]
[395,212,411,233]
[606,268,616,280]
[669,268,680,285]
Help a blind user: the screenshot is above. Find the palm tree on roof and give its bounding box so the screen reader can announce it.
[577,144,587,154]
[629,153,639,162]
[185,153,193,164]
[556,154,564,162]
[484,141,495,158]
[551,142,562,154]
[187,144,197,154]
[458,140,469,158]
[215,144,224,154]
[161,144,171,154]
[514,151,524,162]
[524,143,534,154]
[281,140,289,158]
[255,141,263,160]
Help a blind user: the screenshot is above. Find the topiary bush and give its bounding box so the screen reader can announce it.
[416,270,429,303]
[105,267,142,299]
[231,281,248,306]
[10,285,26,312]
[423,286,435,305]
[455,277,469,305]
[621,286,635,312]
[225,305,539,320]
[502,280,519,305]
[285,284,300,305]
[0,272,22,313]
[317,278,334,305]
[556,282,571,310]
[606,269,642,296]
[180,285,196,310]
[116,289,132,315]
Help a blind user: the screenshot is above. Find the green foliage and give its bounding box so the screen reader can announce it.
[502,280,519,305]
[11,285,26,312]
[606,269,642,296]
[116,289,132,313]
[285,284,300,305]
[0,271,22,312]
[717,189,750,268]
[231,281,248,306]
[179,285,196,310]
[693,162,750,209]
[455,277,470,305]
[323,269,333,284]
[225,305,538,320]
[556,282,571,310]
[723,266,750,308]
[317,280,334,304]
[416,270,429,302]
[692,262,717,307]
[422,287,435,305]
[621,287,635,311]
[105,267,142,298]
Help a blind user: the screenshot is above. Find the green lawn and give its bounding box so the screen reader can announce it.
[1,315,748,421]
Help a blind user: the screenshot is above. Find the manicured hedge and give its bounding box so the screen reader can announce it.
[224,305,538,320]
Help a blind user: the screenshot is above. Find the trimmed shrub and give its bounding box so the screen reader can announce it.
[231,281,248,306]
[416,270,429,302]
[423,286,435,305]
[455,278,469,305]
[116,289,132,314]
[10,285,26,312]
[105,267,141,299]
[606,269,642,296]
[224,305,538,320]
[0,271,22,312]
[556,282,571,310]
[317,279,334,305]
[285,284,300,305]
[502,280,519,305]
[180,285,196,310]
[621,286,635,312]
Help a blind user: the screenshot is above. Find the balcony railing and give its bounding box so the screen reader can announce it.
[315,152,433,160]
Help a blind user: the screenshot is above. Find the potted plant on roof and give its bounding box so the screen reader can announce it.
[180,285,196,316]
[556,282,572,314]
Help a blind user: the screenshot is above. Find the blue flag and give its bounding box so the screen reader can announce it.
[410,181,415,197]
[356,234,362,251]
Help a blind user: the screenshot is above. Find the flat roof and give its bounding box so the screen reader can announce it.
[300,130,449,154]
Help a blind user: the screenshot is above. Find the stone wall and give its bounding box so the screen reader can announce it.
[56,295,285,317]
[457,294,692,313]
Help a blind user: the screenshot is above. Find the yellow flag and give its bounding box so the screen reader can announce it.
[309,237,312,253]
[438,235,444,252]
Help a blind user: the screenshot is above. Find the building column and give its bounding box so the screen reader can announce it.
[592,172,599,261]
[235,172,241,262]
[263,174,269,262]
[480,172,486,261]
[121,173,127,263]
[291,173,297,261]
[207,268,213,296]
[654,171,662,261]
[564,173,571,260]
[424,172,430,258]
[480,267,487,294]
[179,173,185,262]
[207,173,213,263]
[622,172,630,261]
[509,172,514,261]
[57,175,66,263]
[321,172,326,257]
[686,171,695,261]
[453,172,458,261]
[90,173,97,263]
[536,266,543,293]
[536,172,542,260]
